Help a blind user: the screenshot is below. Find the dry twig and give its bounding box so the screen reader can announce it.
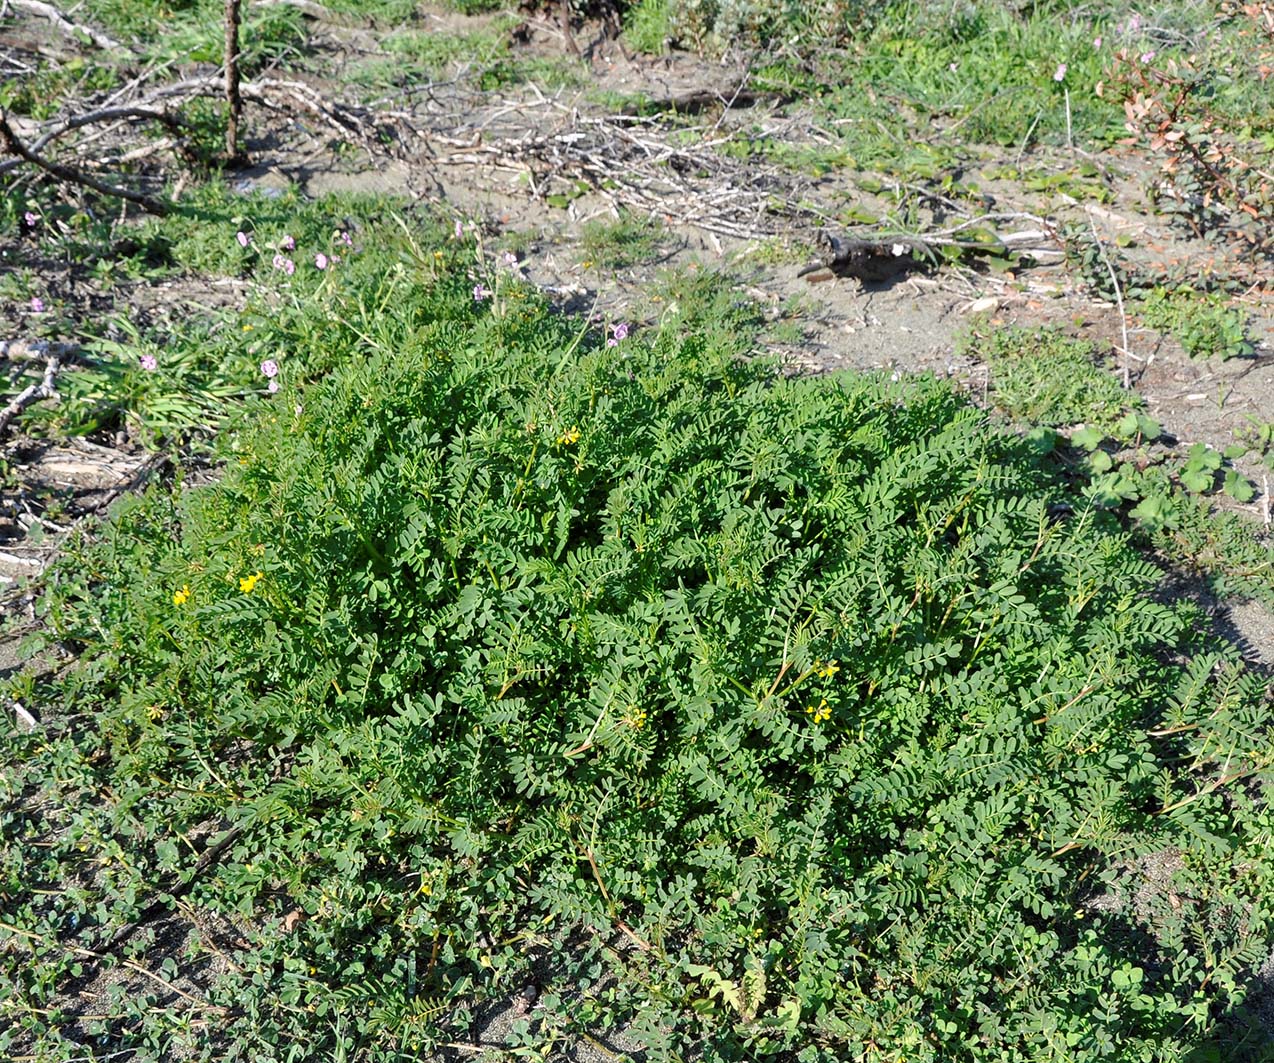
[1084,206,1134,387]
[0,344,65,439]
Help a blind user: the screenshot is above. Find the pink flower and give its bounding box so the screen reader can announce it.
[1093,36,1103,49]
[501,250,518,267]
[1053,63,1067,82]
[29,297,44,313]
[23,210,38,228]
[336,230,353,247]
[1139,50,1156,63]
[314,253,328,270]
[260,359,279,378]
[267,379,279,393]
[280,234,295,251]
[473,284,491,301]
[454,219,464,240]
[139,354,158,371]
[236,231,250,248]
[607,322,630,347]
[272,253,295,275]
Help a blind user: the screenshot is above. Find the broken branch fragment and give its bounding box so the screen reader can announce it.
[0,111,170,215]
[9,0,124,51]
[0,344,65,439]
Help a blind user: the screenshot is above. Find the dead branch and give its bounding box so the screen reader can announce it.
[0,346,64,439]
[9,0,123,51]
[242,78,392,153]
[0,339,80,361]
[0,105,192,177]
[225,0,244,161]
[0,111,170,215]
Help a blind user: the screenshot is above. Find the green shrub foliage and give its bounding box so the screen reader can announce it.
[22,216,1274,1061]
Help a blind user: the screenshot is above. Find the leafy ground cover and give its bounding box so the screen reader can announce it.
[4,188,1274,1062]
[3,1,1274,1061]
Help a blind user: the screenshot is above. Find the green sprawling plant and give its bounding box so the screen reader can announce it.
[4,207,1274,1062]
[961,325,1133,429]
[1137,287,1254,361]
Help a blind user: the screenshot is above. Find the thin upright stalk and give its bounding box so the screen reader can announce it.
[225,0,243,160]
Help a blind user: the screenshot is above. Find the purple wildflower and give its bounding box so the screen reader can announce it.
[337,230,353,247]
[280,234,295,251]
[236,231,250,248]
[501,250,518,268]
[454,219,464,240]
[272,253,296,275]
[260,359,279,379]
[608,321,631,347]
[140,353,158,371]
[1053,63,1067,82]
[29,297,44,313]
[1139,50,1156,63]
[473,284,492,301]
[315,252,328,270]
[23,210,38,228]
[267,379,280,393]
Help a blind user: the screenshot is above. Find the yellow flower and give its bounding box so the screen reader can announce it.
[557,426,581,446]
[805,699,831,724]
[817,659,840,679]
[628,707,649,730]
[146,705,165,721]
[173,585,191,606]
[239,571,263,594]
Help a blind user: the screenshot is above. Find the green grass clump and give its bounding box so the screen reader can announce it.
[5,206,1274,1061]
[579,209,666,268]
[1137,286,1254,360]
[19,185,398,442]
[83,0,305,73]
[963,325,1133,429]
[350,25,510,86]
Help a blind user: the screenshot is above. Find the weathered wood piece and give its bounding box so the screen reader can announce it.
[798,234,928,283]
